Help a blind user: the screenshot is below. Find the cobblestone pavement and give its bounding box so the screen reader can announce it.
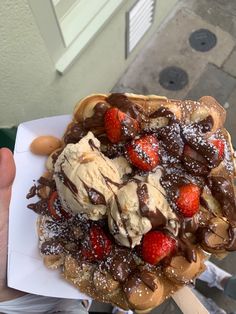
[110,0,236,313]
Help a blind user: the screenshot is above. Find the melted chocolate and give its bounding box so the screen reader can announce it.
[106,93,144,120]
[192,115,214,133]
[149,107,175,121]
[56,165,78,196]
[64,123,87,144]
[83,102,109,130]
[82,180,106,205]
[114,195,133,247]
[137,182,167,229]
[107,248,137,282]
[27,199,48,215]
[26,185,37,199]
[157,123,184,157]
[207,176,236,222]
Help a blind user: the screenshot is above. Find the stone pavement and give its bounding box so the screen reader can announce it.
[109,0,236,313]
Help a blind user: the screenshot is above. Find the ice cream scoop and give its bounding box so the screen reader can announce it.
[54,132,122,220]
[108,180,178,248]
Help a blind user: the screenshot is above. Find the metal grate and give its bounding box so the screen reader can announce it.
[126,0,155,57]
[159,66,189,91]
[189,29,217,52]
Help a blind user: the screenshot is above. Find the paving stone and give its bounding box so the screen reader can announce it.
[185,0,236,38]
[187,63,236,104]
[113,9,235,99]
[223,47,236,78]
[225,88,236,147]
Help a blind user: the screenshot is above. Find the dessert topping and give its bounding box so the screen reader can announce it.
[141,231,176,265]
[126,135,159,171]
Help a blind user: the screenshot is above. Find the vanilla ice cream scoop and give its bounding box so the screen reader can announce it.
[108,180,178,248]
[54,132,121,220]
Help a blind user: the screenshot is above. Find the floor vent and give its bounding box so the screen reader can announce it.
[126,0,155,57]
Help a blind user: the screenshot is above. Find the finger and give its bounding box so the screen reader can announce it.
[0,148,16,190]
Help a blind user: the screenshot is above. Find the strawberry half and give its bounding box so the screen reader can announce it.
[126,135,159,171]
[176,183,200,217]
[48,191,71,220]
[210,139,225,159]
[104,107,139,143]
[142,231,176,265]
[81,226,112,261]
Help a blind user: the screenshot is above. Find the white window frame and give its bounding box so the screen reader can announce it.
[28,0,124,74]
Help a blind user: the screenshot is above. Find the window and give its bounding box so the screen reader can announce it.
[29,0,124,74]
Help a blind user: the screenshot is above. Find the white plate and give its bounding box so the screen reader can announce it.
[8,115,89,299]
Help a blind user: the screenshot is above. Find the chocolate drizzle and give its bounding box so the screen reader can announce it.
[82,180,106,205]
[137,182,167,229]
[26,185,37,199]
[106,93,144,120]
[207,176,236,222]
[57,164,78,196]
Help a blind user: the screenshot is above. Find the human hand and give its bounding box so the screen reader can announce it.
[0,148,25,301]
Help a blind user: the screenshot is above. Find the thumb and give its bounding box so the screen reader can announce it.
[0,148,16,190]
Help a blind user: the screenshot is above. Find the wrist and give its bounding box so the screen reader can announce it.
[0,286,26,302]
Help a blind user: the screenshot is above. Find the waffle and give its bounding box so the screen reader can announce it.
[27,93,236,313]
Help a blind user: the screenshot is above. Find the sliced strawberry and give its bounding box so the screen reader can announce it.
[176,183,200,217]
[48,191,71,220]
[142,231,176,265]
[81,226,112,261]
[126,135,159,171]
[104,107,139,143]
[210,139,225,159]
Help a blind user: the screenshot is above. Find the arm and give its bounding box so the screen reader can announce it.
[0,148,26,301]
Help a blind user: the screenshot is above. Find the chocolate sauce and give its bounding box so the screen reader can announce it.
[83,102,109,129]
[106,247,137,282]
[82,180,106,205]
[114,195,133,247]
[178,237,197,263]
[27,199,48,215]
[192,115,214,133]
[26,185,37,199]
[106,93,144,120]
[38,176,54,187]
[101,174,122,188]
[149,107,176,123]
[207,176,236,222]
[137,182,167,229]
[139,270,158,291]
[88,138,99,151]
[157,123,184,157]
[64,123,87,144]
[182,126,220,169]
[57,165,78,196]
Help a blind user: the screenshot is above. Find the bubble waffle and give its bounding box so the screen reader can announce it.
[27,93,236,313]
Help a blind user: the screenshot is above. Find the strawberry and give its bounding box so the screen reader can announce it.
[81,226,111,261]
[142,231,176,265]
[126,135,159,171]
[176,184,200,217]
[48,191,71,220]
[210,139,225,159]
[104,107,139,143]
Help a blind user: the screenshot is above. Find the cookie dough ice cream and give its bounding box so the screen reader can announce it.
[108,180,178,247]
[54,132,121,220]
